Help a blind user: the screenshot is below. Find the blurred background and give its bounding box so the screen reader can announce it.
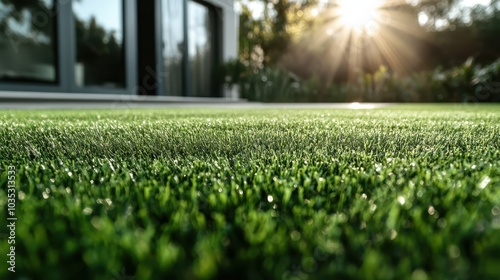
[225,0,500,103]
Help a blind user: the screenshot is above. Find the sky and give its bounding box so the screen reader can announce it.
[73,0,123,42]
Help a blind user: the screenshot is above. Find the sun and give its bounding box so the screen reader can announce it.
[337,0,383,32]
[293,0,425,84]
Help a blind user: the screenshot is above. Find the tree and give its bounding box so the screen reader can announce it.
[238,0,319,67]
[0,0,55,41]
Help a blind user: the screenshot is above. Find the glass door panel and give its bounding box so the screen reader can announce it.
[162,0,185,96]
[187,1,214,97]
[73,0,124,88]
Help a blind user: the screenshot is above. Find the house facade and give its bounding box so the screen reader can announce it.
[0,0,238,99]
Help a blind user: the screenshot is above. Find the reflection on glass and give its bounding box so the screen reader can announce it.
[162,0,184,96]
[188,1,214,97]
[73,0,124,88]
[0,0,57,83]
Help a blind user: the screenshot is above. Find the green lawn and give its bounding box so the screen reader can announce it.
[1,105,500,279]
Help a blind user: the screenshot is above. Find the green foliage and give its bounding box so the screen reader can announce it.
[356,58,500,102]
[225,58,500,103]
[238,0,319,66]
[1,106,500,279]
[220,59,304,102]
[240,67,303,102]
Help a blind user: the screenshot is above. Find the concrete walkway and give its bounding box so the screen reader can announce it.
[0,102,392,110]
[0,90,392,110]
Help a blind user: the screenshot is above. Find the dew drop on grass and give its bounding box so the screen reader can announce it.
[125,205,133,216]
[360,222,366,229]
[411,269,428,280]
[472,189,480,196]
[493,218,500,229]
[479,176,491,189]
[83,207,93,215]
[390,229,398,240]
[438,218,448,228]
[398,196,406,205]
[290,230,301,241]
[492,206,500,216]
[91,217,102,230]
[448,245,460,259]
[108,162,115,172]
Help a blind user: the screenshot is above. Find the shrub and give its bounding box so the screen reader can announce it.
[220,58,500,103]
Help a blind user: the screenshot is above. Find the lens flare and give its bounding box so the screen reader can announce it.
[337,0,383,32]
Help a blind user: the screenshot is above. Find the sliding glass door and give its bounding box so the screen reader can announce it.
[187,1,215,97]
[162,0,185,96]
[160,0,219,97]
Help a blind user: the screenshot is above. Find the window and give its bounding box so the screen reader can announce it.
[0,0,222,96]
[188,1,216,97]
[0,0,57,83]
[73,0,124,88]
[162,0,185,96]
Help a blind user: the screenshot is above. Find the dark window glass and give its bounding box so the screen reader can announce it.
[0,0,57,83]
[188,1,214,97]
[162,0,184,96]
[73,0,124,88]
